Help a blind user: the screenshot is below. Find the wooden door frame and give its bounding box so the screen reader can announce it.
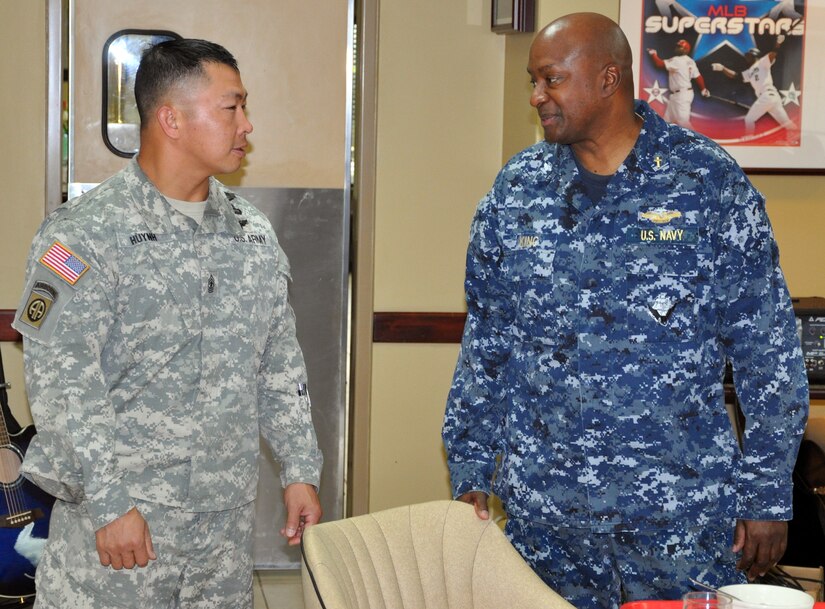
[46,0,64,214]
[348,0,378,517]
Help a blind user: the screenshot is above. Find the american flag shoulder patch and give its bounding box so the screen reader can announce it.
[39,241,90,285]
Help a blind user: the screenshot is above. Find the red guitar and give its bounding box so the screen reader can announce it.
[0,347,54,603]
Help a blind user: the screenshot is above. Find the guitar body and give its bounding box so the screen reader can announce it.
[0,423,55,601]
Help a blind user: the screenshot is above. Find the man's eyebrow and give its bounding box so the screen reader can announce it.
[527,64,555,75]
[221,90,248,101]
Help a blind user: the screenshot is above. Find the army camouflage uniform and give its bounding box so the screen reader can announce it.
[13,158,322,608]
[443,101,808,608]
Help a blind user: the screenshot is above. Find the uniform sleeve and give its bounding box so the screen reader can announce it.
[14,227,135,531]
[442,186,516,498]
[257,245,323,489]
[716,171,808,521]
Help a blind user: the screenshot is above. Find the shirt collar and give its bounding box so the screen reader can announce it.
[123,158,244,236]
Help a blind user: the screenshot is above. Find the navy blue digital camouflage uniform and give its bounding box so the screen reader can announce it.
[443,100,808,608]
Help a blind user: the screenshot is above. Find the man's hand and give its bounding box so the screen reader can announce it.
[457,491,489,520]
[701,88,711,98]
[732,519,788,580]
[281,483,322,546]
[95,507,156,570]
[712,63,725,72]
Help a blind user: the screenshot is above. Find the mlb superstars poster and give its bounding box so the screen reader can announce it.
[620,0,825,172]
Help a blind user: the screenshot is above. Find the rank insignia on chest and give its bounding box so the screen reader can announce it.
[39,241,90,286]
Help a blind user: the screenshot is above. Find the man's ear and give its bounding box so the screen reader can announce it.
[603,64,622,97]
[156,105,180,139]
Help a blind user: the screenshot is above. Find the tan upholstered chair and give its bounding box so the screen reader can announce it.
[300,499,576,609]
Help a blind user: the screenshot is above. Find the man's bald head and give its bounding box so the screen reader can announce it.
[535,12,634,97]
[528,12,637,145]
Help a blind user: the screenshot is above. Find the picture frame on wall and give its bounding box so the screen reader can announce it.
[492,0,535,34]
[619,0,825,174]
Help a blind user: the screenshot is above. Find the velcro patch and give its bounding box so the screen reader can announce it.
[39,241,89,285]
[19,281,58,330]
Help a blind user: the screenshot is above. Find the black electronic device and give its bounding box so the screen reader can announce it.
[723,297,825,388]
[793,297,825,385]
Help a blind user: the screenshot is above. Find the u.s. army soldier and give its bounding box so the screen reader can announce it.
[14,38,322,609]
[443,13,807,609]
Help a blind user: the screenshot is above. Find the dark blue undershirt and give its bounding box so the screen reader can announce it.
[573,154,613,205]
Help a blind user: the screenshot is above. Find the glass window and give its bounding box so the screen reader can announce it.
[102,30,181,157]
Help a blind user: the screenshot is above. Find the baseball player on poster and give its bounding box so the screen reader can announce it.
[712,34,800,141]
[647,39,710,129]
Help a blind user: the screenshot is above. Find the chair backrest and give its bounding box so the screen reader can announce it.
[300,499,577,609]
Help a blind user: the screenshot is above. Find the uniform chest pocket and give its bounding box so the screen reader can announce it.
[211,238,279,334]
[625,247,698,344]
[114,238,195,362]
[506,241,575,342]
[507,238,555,282]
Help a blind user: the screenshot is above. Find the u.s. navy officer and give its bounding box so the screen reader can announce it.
[443,13,808,609]
[14,39,322,608]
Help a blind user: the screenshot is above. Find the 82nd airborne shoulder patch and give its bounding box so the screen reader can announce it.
[19,281,58,330]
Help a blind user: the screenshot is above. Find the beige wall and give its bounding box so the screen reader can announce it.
[368,0,505,511]
[759,176,825,298]
[0,0,48,425]
[372,0,505,313]
[71,0,348,189]
[367,0,825,513]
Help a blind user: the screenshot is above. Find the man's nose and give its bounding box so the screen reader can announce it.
[241,112,253,134]
[530,86,546,108]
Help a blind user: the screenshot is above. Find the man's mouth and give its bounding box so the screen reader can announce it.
[539,113,559,127]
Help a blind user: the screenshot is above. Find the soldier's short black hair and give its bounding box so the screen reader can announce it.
[134,38,239,126]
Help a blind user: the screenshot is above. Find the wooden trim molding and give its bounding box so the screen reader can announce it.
[0,310,21,342]
[372,312,466,343]
[369,311,825,401]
